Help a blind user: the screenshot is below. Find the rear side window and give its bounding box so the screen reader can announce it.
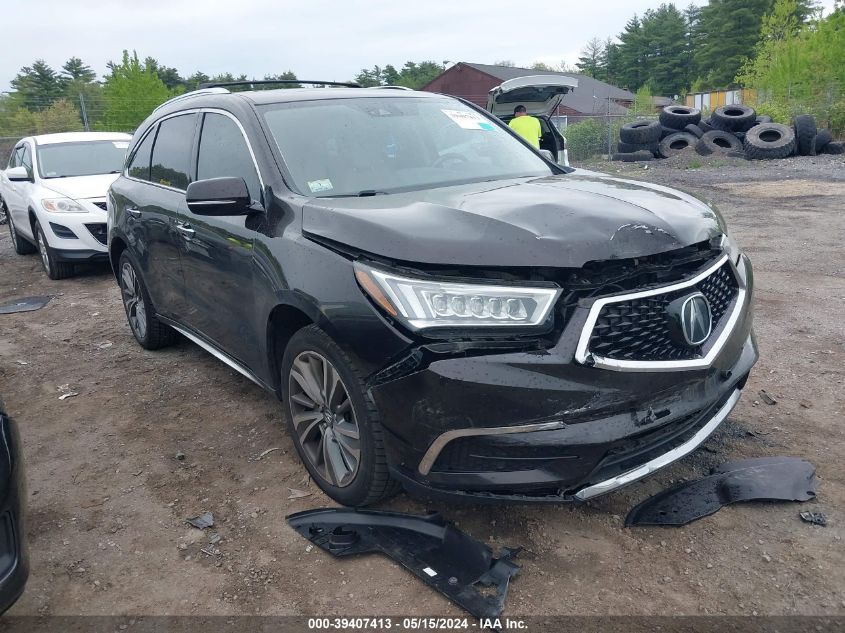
[150,114,196,190]
[127,129,156,181]
[197,113,261,204]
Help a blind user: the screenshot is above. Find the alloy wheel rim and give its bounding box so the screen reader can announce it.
[120,262,148,340]
[37,230,51,273]
[288,351,360,487]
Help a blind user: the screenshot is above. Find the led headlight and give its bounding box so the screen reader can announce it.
[354,262,561,330]
[41,198,87,213]
[720,233,741,263]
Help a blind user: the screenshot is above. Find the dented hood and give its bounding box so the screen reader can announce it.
[301,170,724,268]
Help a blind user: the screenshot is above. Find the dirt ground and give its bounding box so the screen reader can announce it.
[1,155,844,620]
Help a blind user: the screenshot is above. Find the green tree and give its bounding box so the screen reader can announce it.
[264,70,300,87]
[577,38,606,78]
[34,99,84,134]
[10,60,64,111]
[642,4,690,96]
[100,51,171,131]
[493,60,516,67]
[615,15,647,90]
[694,0,815,88]
[61,57,96,82]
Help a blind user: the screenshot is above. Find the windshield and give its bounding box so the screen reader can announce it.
[37,140,129,179]
[260,96,553,197]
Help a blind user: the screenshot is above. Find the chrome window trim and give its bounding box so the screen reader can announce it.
[124,108,265,197]
[573,388,741,500]
[574,253,748,372]
[418,419,567,476]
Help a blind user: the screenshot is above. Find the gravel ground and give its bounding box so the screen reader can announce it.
[1,154,843,621]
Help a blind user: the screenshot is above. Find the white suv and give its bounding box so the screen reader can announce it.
[1,132,131,279]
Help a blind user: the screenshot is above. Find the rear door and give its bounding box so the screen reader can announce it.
[175,111,264,367]
[111,113,198,319]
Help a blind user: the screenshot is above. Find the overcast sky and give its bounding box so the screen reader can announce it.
[1,0,837,90]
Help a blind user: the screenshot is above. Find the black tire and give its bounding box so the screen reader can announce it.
[684,124,704,138]
[696,130,744,156]
[613,150,654,162]
[619,120,661,144]
[659,105,702,129]
[6,208,36,255]
[280,324,401,507]
[734,131,746,141]
[699,119,714,133]
[744,123,796,160]
[659,125,678,139]
[712,105,756,132]
[793,114,817,156]
[822,142,844,155]
[617,140,659,154]
[118,251,179,350]
[814,129,833,153]
[755,115,772,124]
[34,220,74,280]
[658,132,698,158]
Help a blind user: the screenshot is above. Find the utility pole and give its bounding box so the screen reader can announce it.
[79,93,90,131]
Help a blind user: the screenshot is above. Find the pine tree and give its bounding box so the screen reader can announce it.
[10,60,64,111]
[577,38,606,78]
[61,57,96,82]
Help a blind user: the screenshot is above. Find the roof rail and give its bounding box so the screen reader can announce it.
[198,79,361,90]
[151,87,231,115]
[367,85,414,91]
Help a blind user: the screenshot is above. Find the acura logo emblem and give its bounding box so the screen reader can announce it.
[667,292,712,347]
[680,293,712,346]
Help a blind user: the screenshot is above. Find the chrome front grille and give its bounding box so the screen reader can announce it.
[575,255,745,371]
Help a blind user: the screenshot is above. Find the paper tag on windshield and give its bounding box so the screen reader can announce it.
[113,141,129,149]
[308,178,333,193]
[441,109,494,131]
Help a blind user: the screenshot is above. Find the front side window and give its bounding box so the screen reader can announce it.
[259,96,553,197]
[197,113,261,203]
[127,128,156,182]
[150,114,197,190]
[7,146,21,169]
[36,140,128,179]
[20,145,33,178]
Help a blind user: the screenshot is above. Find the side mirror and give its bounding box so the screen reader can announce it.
[6,166,31,182]
[186,177,253,216]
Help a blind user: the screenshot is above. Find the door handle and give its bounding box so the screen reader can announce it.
[176,222,195,238]
[126,207,141,218]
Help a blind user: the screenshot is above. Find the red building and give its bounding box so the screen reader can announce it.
[423,62,634,117]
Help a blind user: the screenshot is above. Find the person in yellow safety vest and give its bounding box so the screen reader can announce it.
[508,105,542,149]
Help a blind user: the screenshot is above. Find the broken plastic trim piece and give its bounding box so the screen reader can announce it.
[286,508,520,619]
[625,456,817,527]
[0,295,52,314]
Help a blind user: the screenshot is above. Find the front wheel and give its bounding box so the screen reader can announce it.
[6,209,36,255]
[280,325,400,506]
[35,220,74,279]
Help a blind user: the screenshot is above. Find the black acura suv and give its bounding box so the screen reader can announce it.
[108,83,756,506]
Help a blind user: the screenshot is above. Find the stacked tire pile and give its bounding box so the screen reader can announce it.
[615,105,843,162]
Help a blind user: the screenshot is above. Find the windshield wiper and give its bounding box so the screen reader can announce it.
[322,190,389,198]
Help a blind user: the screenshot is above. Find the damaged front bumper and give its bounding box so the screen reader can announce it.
[369,255,757,503]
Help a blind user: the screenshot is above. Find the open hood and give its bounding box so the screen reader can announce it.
[487,75,578,118]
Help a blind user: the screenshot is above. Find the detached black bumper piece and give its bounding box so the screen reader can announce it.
[625,456,817,526]
[286,508,520,619]
[0,407,28,613]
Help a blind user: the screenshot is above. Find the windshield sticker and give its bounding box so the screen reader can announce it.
[308,178,334,193]
[441,109,495,131]
[113,141,129,149]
